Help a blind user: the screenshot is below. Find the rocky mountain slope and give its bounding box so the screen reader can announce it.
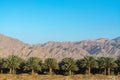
[0,34,120,60]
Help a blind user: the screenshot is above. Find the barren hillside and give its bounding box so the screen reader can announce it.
[0,34,120,60]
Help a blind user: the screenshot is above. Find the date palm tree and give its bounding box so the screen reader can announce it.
[44,58,58,75]
[24,57,42,75]
[97,57,106,74]
[0,57,3,74]
[105,57,117,75]
[116,55,120,74]
[2,55,22,74]
[80,56,98,75]
[59,57,78,76]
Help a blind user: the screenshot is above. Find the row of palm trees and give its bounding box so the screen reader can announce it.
[0,55,120,75]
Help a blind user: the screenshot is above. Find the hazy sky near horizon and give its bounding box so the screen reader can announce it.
[0,0,120,44]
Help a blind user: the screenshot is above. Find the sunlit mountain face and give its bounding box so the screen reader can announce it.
[0,34,120,60]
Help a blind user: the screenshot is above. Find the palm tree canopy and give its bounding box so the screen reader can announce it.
[44,58,58,69]
[0,57,3,68]
[2,55,22,69]
[81,56,98,68]
[116,55,120,67]
[97,57,106,69]
[105,57,118,68]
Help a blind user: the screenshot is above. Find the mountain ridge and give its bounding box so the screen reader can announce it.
[0,34,120,60]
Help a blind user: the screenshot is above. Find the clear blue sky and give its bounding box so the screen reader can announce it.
[0,0,120,44]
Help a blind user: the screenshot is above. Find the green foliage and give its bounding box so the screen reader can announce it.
[44,58,58,70]
[81,56,98,68]
[44,58,58,75]
[105,57,117,69]
[76,59,83,68]
[116,55,120,74]
[2,55,22,74]
[80,56,98,75]
[0,57,3,68]
[59,57,78,75]
[24,57,42,73]
[105,57,118,75]
[0,55,119,75]
[97,57,106,69]
[97,57,106,74]
[116,55,120,67]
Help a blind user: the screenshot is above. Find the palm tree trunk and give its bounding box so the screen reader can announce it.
[99,68,101,74]
[0,70,3,74]
[69,70,72,76]
[13,69,14,74]
[32,69,35,75]
[13,68,16,74]
[88,67,91,75]
[9,68,12,74]
[49,67,52,75]
[108,68,110,75]
[85,68,88,75]
[104,68,106,75]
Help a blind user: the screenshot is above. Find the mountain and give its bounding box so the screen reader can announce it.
[0,34,120,60]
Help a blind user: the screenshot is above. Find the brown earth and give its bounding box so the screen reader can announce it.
[0,74,120,80]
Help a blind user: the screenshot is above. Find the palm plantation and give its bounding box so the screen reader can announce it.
[0,55,119,76]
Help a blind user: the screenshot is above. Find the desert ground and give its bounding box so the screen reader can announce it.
[0,74,120,80]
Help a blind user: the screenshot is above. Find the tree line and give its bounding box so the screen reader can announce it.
[0,55,120,76]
